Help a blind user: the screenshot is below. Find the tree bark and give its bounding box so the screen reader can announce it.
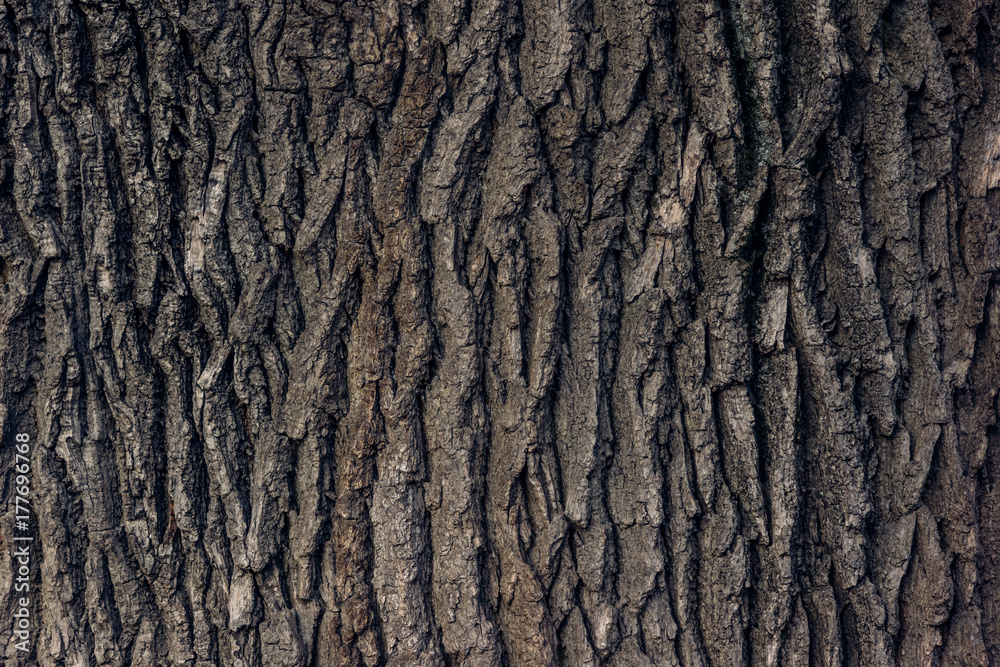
[0,0,998,664]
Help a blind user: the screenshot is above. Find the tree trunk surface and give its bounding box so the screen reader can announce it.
[0,0,998,664]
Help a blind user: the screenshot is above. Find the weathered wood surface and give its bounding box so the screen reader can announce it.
[0,0,998,664]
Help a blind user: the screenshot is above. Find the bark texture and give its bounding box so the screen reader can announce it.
[0,0,999,664]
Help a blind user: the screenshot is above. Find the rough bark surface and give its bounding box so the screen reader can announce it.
[0,0,998,664]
